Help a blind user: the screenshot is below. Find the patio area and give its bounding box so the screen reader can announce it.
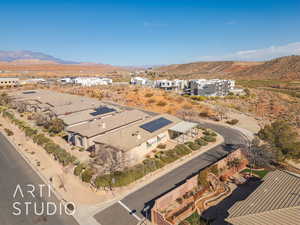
[169,121,200,143]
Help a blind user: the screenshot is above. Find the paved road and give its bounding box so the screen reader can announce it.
[94,122,248,225]
[0,132,79,225]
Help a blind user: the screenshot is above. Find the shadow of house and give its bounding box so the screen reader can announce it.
[201,177,262,225]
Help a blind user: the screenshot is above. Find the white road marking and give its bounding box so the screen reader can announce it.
[118,200,141,221]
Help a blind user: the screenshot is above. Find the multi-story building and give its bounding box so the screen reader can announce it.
[186,79,234,96]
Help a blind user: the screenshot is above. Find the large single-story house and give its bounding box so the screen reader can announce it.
[66,109,150,149]
[93,114,198,164]
[58,106,118,128]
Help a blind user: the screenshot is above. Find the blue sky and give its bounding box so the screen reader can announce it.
[1,0,300,65]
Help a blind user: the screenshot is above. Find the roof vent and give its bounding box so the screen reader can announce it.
[137,134,141,140]
[102,122,106,129]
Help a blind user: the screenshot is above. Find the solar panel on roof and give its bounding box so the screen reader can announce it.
[90,107,116,116]
[140,117,172,133]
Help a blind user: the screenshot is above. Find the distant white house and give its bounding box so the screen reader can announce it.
[154,79,187,91]
[130,77,152,86]
[73,77,112,86]
[59,77,74,84]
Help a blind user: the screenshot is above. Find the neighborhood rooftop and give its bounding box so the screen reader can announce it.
[67,109,150,137]
[58,106,118,126]
[94,114,182,151]
[226,170,300,225]
[10,89,101,108]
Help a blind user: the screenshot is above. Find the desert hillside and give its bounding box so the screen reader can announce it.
[156,56,300,81]
[229,55,300,80]
[155,61,262,79]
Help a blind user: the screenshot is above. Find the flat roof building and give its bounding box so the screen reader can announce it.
[94,114,183,164]
[66,109,150,149]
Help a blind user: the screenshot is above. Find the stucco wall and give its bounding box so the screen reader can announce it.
[127,130,170,164]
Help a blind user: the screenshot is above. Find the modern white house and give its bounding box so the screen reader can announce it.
[73,77,112,86]
[154,79,188,91]
[130,77,152,86]
[59,77,74,84]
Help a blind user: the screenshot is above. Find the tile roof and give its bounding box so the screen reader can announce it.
[226,170,300,225]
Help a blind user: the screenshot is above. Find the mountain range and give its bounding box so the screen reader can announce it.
[0,50,299,80]
[0,50,78,64]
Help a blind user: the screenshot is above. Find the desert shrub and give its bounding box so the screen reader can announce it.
[24,127,38,137]
[157,144,166,149]
[144,93,154,98]
[44,118,64,134]
[190,96,207,101]
[74,163,86,176]
[210,164,219,176]
[156,101,167,107]
[4,128,13,136]
[147,98,156,104]
[226,119,239,125]
[197,168,209,188]
[94,175,111,189]
[81,168,94,183]
[33,133,51,147]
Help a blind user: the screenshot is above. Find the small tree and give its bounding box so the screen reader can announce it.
[197,168,209,188]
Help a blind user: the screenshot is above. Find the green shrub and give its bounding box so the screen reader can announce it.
[94,175,111,188]
[74,163,86,176]
[190,96,207,101]
[185,141,201,151]
[81,168,94,183]
[202,135,216,142]
[195,138,208,146]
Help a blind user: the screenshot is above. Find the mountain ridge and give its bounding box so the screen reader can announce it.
[155,56,300,80]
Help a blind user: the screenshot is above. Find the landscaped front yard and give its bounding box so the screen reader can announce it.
[241,168,270,178]
[179,212,208,225]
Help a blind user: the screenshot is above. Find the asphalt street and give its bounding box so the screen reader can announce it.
[0,132,79,225]
[94,122,248,225]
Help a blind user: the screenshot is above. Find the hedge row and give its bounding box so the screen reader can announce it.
[94,133,217,188]
[1,110,77,167]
